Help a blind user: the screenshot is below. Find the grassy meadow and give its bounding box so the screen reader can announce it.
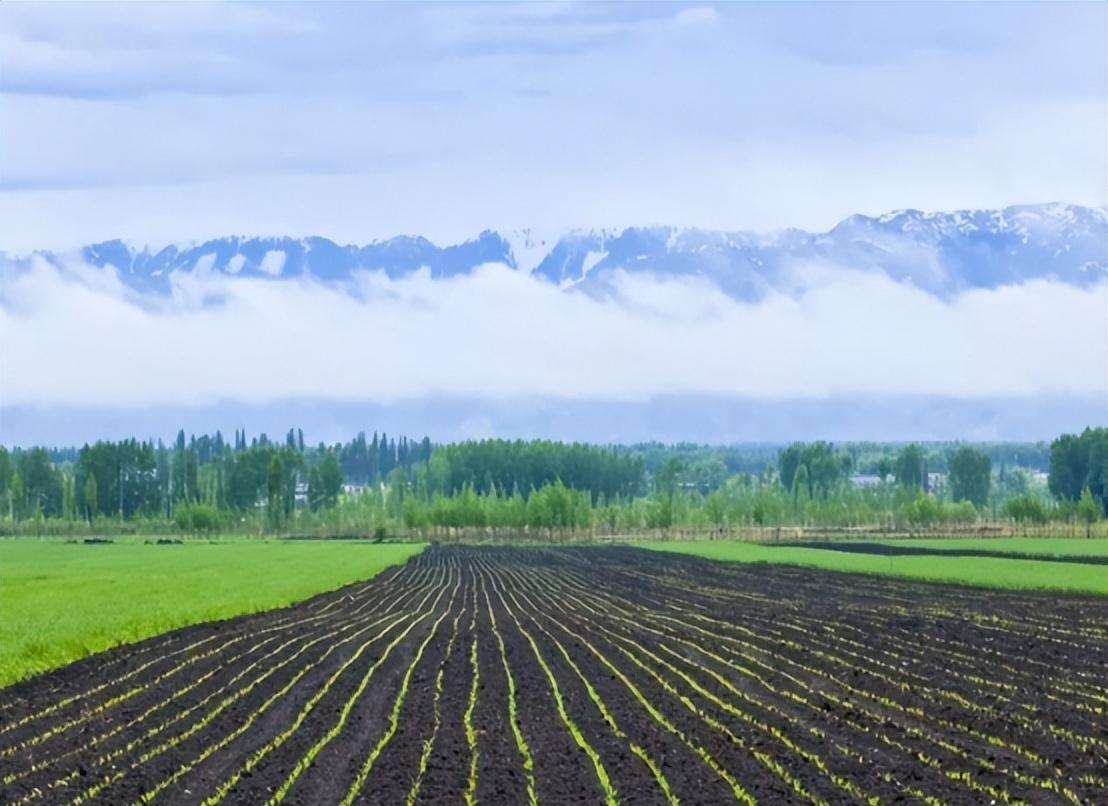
[638,538,1108,596]
[0,538,424,687]
[866,536,1108,556]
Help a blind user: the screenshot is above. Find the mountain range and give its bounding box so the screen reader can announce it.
[6,203,1105,301]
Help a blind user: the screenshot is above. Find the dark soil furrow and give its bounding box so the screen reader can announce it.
[2,545,1106,806]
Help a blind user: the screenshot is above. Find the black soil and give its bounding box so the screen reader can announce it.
[2,546,1106,805]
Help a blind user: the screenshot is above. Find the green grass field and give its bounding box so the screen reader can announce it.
[866,536,1108,557]
[638,538,1108,596]
[0,539,424,688]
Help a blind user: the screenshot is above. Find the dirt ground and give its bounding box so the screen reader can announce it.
[2,545,1106,805]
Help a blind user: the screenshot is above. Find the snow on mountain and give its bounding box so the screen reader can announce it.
[6,204,1104,300]
[503,228,558,275]
[48,231,516,294]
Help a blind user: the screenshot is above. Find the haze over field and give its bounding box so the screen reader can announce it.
[1,2,1105,444]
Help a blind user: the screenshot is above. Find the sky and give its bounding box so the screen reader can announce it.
[0,1,1105,444]
[0,1,1105,250]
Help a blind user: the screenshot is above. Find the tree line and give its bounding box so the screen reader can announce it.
[426,440,643,503]
[0,427,1102,535]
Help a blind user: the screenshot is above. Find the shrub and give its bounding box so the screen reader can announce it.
[174,502,224,533]
[900,492,942,525]
[1003,495,1049,525]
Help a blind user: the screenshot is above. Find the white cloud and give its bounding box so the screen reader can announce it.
[1,259,1103,408]
[0,4,1103,253]
[674,7,719,27]
[0,90,1102,253]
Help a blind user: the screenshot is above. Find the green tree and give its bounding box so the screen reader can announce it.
[266,454,285,527]
[1049,428,1107,513]
[779,442,843,499]
[791,464,809,505]
[18,449,62,518]
[948,446,991,507]
[1048,433,1086,500]
[10,472,24,520]
[703,489,726,526]
[307,466,323,512]
[83,473,99,522]
[185,449,199,502]
[894,444,927,490]
[61,474,76,521]
[1077,487,1101,537]
[875,457,893,483]
[318,451,344,508]
[76,440,160,520]
[685,458,728,493]
[654,457,685,498]
[0,446,11,519]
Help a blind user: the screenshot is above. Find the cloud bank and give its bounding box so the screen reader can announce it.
[0,3,1104,250]
[2,258,1103,410]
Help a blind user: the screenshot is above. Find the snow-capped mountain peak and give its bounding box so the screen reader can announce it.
[5,203,1104,301]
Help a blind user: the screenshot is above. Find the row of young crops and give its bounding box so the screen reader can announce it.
[1,546,1106,805]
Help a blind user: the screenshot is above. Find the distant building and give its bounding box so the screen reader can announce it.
[849,474,885,488]
[927,472,947,493]
[342,483,369,496]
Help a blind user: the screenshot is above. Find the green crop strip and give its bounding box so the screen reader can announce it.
[549,579,880,798]
[576,572,1014,776]
[509,590,679,806]
[479,575,538,806]
[2,631,286,790]
[70,609,398,805]
[462,584,481,806]
[210,581,453,806]
[529,566,995,806]
[2,601,350,767]
[548,589,829,805]
[405,600,467,806]
[556,573,1012,804]
[645,639,878,805]
[590,613,880,804]
[547,564,1076,806]
[0,633,224,742]
[124,581,441,806]
[19,569,431,785]
[338,587,463,806]
[530,603,755,805]
[510,565,808,806]
[493,583,618,806]
[290,580,460,806]
[27,629,331,805]
[110,650,319,805]
[0,631,253,762]
[879,772,946,806]
[751,617,1088,800]
[528,574,839,801]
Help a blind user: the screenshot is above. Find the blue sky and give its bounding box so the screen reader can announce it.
[0,2,1105,443]
[0,1,1104,250]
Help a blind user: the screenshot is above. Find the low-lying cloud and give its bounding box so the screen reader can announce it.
[1,257,1104,408]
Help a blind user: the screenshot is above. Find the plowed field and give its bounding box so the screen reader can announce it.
[2,546,1106,805]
